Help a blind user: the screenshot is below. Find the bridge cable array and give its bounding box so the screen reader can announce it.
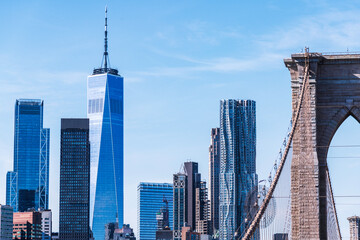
[241,48,311,240]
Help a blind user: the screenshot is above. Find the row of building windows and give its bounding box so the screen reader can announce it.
[88,98,103,114]
[88,98,123,114]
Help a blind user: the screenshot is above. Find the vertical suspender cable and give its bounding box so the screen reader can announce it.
[241,49,310,240]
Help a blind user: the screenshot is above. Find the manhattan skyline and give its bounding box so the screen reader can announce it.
[1,1,360,238]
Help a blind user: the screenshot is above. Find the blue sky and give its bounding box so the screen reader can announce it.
[1,0,360,237]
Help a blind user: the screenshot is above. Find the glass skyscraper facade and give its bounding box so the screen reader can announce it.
[219,99,257,240]
[209,128,220,233]
[59,119,90,240]
[88,7,124,239]
[87,72,124,240]
[137,182,173,240]
[6,99,49,212]
[173,173,187,240]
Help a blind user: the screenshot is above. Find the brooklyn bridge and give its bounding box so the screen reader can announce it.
[240,49,360,240]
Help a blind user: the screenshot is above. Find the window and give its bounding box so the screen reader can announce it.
[88,98,104,114]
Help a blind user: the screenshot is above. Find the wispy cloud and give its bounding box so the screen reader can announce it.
[153,20,244,48]
[131,9,360,81]
[0,54,87,95]
[257,9,360,52]
[0,70,86,96]
[128,52,283,79]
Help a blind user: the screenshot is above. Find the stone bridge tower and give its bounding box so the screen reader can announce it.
[284,53,360,239]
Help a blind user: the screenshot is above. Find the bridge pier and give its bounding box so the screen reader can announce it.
[285,53,360,239]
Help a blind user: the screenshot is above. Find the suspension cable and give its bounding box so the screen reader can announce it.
[241,48,310,240]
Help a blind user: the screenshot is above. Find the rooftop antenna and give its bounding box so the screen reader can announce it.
[93,5,119,75]
[102,5,110,71]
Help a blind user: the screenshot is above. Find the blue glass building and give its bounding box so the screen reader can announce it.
[173,173,187,240]
[6,99,49,212]
[59,119,90,240]
[137,182,173,240]
[87,7,124,240]
[219,99,257,240]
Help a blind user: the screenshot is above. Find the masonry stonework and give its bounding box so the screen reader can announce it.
[284,53,360,239]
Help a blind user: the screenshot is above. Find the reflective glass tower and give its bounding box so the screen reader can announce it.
[137,182,173,240]
[87,7,124,240]
[219,99,257,240]
[6,99,50,212]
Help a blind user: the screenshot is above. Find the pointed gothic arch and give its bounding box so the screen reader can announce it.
[285,53,360,239]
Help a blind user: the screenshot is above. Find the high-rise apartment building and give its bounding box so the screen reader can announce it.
[173,162,205,239]
[195,181,210,235]
[13,211,42,240]
[173,173,187,240]
[0,205,13,239]
[137,182,173,240]
[209,128,220,234]
[59,119,90,240]
[40,210,52,240]
[219,99,257,240]
[184,162,201,230]
[348,216,360,240]
[6,99,50,212]
[87,8,124,240]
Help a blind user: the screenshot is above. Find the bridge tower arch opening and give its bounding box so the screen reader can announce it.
[285,52,360,239]
[327,115,360,239]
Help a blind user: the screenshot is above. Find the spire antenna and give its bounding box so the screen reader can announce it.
[93,5,119,75]
[104,5,109,71]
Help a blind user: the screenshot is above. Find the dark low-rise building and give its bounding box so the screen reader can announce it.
[156,227,172,240]
[273,233,289,240]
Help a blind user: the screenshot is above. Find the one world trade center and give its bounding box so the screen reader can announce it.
[87,7,124,240]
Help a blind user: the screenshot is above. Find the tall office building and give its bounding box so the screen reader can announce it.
[59,119,90,240]
[0,205,13,239]
[6,99,50,212]
[209,128,220,233]
[137,182,173,240]
[183,162,201,230]
[195,181,210,235]
[87,7,124,240]
[348,216,360,240]
[219,99,257,240]
[173,173,187,240]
